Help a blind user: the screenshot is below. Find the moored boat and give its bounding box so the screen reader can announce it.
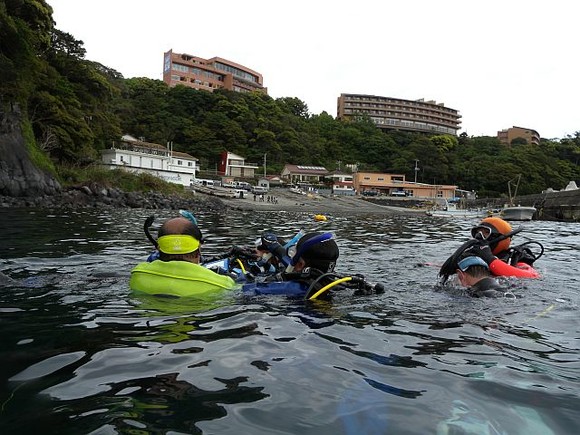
[501,206,536,221]
[501,175,536,221]
[426,200,484,218]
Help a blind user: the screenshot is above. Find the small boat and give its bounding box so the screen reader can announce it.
[289,186,305,195]
[426,200,483,218]
[501,206,536,221]
[501,175,536,221]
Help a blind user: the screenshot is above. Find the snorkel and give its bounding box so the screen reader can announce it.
[144,215,157,248]
[284,229,304,251]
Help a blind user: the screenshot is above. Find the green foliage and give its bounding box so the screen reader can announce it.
[21,118,56,174]
[0,0,52,102]
[56,166,187,194]
[3,1,579,198]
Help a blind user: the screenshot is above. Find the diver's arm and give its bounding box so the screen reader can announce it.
[489,258,541,278]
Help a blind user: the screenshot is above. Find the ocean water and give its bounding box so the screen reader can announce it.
[0,207,578,434]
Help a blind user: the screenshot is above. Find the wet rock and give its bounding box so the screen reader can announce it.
[0,105,62,197]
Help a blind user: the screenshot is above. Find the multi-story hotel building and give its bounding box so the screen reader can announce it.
[163,49,266,94]
[337,93,461,135]
[497,126,540,145]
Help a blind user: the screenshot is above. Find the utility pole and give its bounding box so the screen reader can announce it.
[263,153,267,177]
[414,159,420,184]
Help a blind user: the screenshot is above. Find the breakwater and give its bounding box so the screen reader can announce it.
[472,189,580,222]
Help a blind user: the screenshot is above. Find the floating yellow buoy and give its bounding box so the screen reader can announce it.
[314,214,327,222]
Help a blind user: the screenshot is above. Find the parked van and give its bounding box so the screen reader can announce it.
[235,181,252,191]
[252,186,269,194]
[195,179,215,187]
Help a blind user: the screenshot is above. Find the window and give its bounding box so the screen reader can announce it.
[188,162,193,167]
[177,160,182,165]
[172,63,189,72]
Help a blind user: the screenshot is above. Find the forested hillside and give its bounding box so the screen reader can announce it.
[2,0,579,198]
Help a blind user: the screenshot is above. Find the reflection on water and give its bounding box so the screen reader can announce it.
[0,207,578,434]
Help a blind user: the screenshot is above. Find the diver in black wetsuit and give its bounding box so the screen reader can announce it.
[456,255,505,298]
[253,231,341,298]
[243,231,384,299]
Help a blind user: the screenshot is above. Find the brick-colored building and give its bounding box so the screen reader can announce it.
[337,93,461,135]
[354,171,457,199]
[281,164,329,185]
[163,49,266,94]
[497,126,540,145]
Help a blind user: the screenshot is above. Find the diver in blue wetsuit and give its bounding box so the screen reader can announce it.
[243,231,341,299]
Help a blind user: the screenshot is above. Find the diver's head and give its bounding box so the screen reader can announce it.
[471,217,512,255]
[291,232,339,273]
[157,217,203,263]
[456,254,491,286]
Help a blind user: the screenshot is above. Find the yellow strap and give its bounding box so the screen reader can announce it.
[308,276,352,300]
[158,234,200,254]
[236,258,247,274]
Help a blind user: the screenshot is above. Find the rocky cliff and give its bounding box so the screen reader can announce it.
[0,105,61,197]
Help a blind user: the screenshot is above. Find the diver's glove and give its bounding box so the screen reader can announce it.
[260,233,291,267]
[350,274,385,296]
[467,243,496,265]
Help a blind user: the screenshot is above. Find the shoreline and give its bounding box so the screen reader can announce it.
[0,184,425,216]
[219,189,426,215]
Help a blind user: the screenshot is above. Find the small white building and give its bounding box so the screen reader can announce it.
[218,151,258,178]
[328,171,355,196]
[101,135,199,186]
[257,177,270,189]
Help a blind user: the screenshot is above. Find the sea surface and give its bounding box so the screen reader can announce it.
[0,207,578,434]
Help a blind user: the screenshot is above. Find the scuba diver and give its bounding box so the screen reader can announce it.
[439,217,543,284]
[455,254,505,298]
[136,213,383,300]
[242,231,384,300]
[130,216,237,297]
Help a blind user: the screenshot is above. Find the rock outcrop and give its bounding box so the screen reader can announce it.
[0,181,228,212]
[0,105,61,197]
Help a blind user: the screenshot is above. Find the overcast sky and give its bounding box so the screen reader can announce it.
[49,0,578,139]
